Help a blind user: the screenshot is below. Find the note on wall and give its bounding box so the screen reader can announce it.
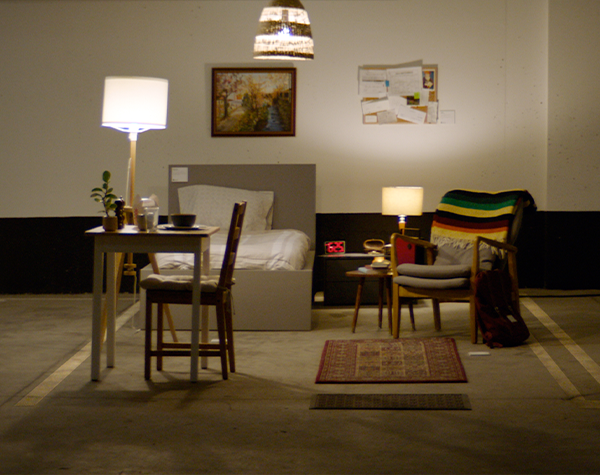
[359,62,439,125]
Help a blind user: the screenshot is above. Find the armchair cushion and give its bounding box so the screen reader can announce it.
[397,263,471,279]
[140,274,220,293]
[394,275,470,290]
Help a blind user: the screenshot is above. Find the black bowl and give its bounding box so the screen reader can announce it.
[171,214,196,227]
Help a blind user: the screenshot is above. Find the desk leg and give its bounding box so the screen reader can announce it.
[91,245,104,381]
[106,252,117,368]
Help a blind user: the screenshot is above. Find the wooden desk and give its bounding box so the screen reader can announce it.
[86,224,219,382]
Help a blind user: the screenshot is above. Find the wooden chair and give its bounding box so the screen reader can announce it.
[140,201,246,380]
[391,190,535,343]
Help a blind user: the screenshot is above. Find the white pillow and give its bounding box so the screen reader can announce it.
[178,184,274,232]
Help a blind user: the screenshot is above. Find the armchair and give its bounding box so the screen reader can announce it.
[390,189,535,343]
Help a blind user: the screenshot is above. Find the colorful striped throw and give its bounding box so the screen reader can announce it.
[431,189,535,249]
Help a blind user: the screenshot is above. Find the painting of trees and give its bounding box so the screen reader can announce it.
[212,68,296,136]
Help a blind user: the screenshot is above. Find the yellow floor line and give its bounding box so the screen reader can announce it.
[522,297,600,408]
[16,302,140,407]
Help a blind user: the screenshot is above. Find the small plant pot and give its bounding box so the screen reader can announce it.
[102,216,119,232]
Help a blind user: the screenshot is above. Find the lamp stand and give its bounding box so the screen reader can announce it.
[127,132,138,207]
[398,215,407,234]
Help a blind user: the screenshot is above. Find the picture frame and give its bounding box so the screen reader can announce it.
[211,68,296,137]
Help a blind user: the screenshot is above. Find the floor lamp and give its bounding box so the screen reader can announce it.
[101,76,178,341]
[101,76,169,207]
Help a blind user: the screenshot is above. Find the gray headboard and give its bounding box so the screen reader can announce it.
[168,164,316,248]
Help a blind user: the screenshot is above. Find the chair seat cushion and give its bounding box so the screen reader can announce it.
[140,274,219,292]
[397,263,471,279]
[394,275,470,290]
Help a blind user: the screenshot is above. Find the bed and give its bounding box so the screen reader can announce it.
[138,164,316,331]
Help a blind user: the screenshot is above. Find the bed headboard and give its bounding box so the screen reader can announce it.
[168,164,316,248]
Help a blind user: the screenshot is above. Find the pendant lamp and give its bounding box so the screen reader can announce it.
[253,0,314,60]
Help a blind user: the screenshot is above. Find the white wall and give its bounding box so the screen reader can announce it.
[548,0,600,211]
[0,0,555,217]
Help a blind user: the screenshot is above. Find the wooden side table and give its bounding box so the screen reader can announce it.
[346,269,389,333]
[346,268,415,333]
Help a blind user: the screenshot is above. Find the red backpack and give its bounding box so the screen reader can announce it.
[474,269,530,348]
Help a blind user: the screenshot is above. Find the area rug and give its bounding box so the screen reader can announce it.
[310,393,471,410]
[315,338,467,383]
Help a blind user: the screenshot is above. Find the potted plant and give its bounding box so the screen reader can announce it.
[91,170,119,231]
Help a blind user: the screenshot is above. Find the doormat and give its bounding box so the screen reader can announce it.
[315,338,467,383]
[310,393,471,410]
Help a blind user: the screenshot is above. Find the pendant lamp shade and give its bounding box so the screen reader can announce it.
[253,0,314,60]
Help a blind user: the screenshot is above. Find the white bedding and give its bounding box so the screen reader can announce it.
[155,229,311,271]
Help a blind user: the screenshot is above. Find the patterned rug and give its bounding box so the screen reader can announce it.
[315,338,467,383]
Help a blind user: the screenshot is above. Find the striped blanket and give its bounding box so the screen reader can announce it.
[431,189,535,249]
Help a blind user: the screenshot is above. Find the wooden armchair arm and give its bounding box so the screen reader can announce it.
[472,236,518,274]
[476,236,518,254]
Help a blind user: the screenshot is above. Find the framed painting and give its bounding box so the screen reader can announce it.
[211,68,296,137]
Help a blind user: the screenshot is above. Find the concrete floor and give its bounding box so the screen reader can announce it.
[1,292,600,474]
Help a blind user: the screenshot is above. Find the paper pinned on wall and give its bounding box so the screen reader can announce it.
[377,110,398,124]
[427,101,439,124]
[358,68,387,97]
[360,68,387,82]
[440,110,456,124]
[387,66,422,96]
[396,104,426,124]
[359,81,387,98]
[361,98,391,115]
[388,95,408,111]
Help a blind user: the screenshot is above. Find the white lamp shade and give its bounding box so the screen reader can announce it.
[102,76,169,133]
[253,0,314,60]
[382,187,424,216]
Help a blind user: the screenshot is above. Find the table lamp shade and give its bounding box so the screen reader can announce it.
[102,77,169,133]
[382,187,424,217]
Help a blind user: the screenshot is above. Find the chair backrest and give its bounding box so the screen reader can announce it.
[430,189,535,269]
[217,201,247,289]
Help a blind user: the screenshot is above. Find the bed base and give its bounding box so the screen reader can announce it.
[137,251,314,331]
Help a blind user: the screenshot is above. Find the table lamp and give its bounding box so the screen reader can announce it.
[102,76,169,206]
[382,186,424,233]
